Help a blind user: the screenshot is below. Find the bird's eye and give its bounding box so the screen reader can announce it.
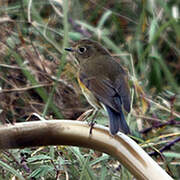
[78,47,86,54]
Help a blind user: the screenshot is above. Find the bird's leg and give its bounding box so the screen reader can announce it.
[88,109,99,134]
[77,108,99,134]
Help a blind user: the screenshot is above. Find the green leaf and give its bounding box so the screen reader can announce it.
[29,165,54,178]
[0,160,25,180]
[163,152,180,158]
[89,153,109,166]
[27,155,52,163]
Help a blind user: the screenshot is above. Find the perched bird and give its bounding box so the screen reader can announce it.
[65,39,131,135]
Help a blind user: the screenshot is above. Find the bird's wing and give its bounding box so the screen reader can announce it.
[79,72,121,112]
[114,73,131,113]
[79,67,131,113]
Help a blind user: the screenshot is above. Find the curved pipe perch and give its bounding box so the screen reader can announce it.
[0,120,172,180]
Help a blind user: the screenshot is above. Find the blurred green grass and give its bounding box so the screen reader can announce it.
[0,0,179,179]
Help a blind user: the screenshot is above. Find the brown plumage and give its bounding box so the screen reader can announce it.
[65,39,131,135]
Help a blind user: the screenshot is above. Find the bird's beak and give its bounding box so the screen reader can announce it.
[65,48,74,52]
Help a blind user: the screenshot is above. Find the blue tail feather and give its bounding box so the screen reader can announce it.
[105,105,130,135]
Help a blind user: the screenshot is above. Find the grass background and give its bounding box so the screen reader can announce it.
[0,0,179,179]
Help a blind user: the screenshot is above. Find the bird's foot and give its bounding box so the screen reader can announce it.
[77,108,99,135]
[87,109,98,135]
